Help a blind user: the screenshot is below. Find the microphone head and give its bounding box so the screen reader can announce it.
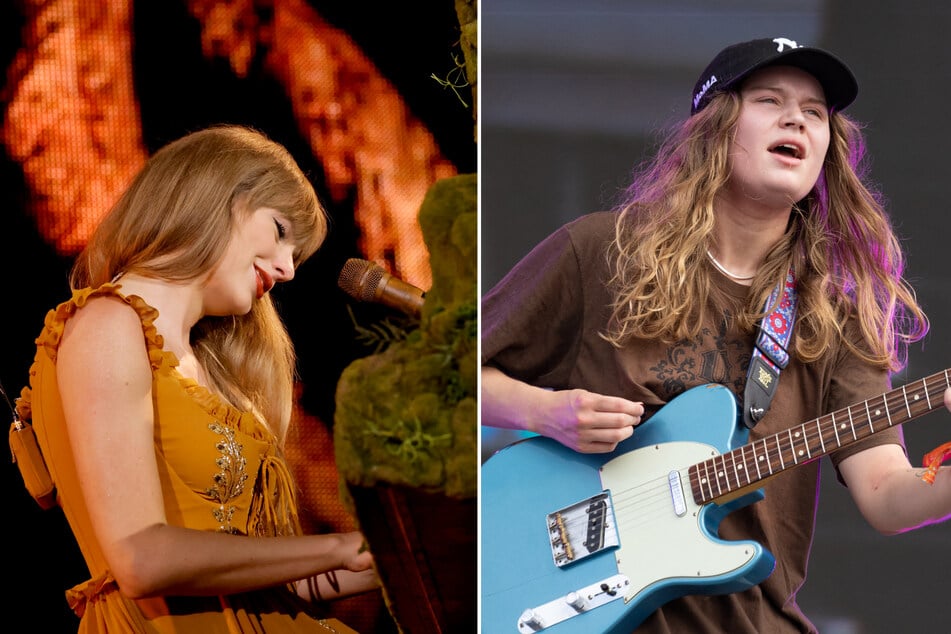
[338,258,385,302]
[338,257,425,317]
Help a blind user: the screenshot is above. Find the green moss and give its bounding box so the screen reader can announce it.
[334,174,477,499]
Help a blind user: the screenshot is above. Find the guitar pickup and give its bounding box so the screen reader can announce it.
[546,492,619,567]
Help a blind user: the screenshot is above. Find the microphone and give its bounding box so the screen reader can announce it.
[337,258,426,318]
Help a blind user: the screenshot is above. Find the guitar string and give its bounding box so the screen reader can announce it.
[607,411,896,521]
[597,470,694,531]
[687,374,949,503]
[761,374,945,473]
[557,474,680,541]
[587,374,950,526]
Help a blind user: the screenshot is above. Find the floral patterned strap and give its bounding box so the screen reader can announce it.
[743,268,798,429]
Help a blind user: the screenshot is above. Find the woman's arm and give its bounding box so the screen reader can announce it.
[294,569,380,603]
[57,297,373,599]
[839,388,951,534]
[481,365,643,454]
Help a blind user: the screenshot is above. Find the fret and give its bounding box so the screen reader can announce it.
[690,368,950,506]
[908,385,918,418]
[691,464,699,501]
[751,442,762,480]
[796,425,810,461]
[739,449,748,486]
[740,446,751,485]
[707,457,718,497]
[701,461,713,501]
[905,382,922,419]
[723,453,735,492]
[912,382,925,418]
[697,462,707,501]
[689,465,700,502]
[729,451,741,490]
[723,454,733,493]
[695,462,702,500]
[901,384,912,419]
[700,465,708,501]
[714,456,725,496]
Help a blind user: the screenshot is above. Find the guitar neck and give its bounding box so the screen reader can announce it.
[688,369,951,505]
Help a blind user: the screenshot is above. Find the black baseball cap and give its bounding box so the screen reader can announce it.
[690,37,858,115]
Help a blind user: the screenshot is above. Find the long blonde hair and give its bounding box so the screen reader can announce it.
[606,92,928,372]
[71,125,327,443]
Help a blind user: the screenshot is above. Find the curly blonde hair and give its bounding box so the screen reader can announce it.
[605,92,928,373]
[71,125,327,443]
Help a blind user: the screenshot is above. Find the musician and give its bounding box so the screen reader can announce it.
[18,126,377,633]
[481,37,951,632]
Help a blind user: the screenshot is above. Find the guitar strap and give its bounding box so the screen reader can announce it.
[742,268,797,429]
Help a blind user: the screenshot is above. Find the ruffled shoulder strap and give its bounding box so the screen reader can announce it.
[33,283,174,372]
[59,286,272,441]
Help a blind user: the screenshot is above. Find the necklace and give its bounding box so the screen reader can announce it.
[706,250,755,281]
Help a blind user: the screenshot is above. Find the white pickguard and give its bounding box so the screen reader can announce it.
[600,441,757,603]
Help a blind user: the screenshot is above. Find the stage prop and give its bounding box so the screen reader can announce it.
[333,172,477,632]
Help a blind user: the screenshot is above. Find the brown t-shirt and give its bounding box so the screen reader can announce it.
[481,211,904,633]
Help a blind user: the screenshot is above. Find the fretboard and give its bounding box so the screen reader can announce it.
[688,368,951,505]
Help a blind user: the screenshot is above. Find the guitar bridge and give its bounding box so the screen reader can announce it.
[546,491,619,567]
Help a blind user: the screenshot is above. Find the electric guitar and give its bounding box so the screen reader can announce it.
[481,370,951,633]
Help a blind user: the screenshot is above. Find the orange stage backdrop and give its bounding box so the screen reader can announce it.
[1,1,475,631]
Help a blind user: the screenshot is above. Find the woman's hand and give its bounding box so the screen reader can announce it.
[340,531,374,573]
[481,366,643,454]
[534,388,643,453]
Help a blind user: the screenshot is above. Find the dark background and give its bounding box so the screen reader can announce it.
[481,1,949,632]
[0,1,475,630]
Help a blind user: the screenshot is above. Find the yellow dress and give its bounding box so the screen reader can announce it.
[19,284,354,633]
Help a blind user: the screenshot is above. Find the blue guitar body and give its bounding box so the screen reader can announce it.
[481,383,776,633]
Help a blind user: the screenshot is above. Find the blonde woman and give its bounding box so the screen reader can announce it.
[19,125,377,632]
